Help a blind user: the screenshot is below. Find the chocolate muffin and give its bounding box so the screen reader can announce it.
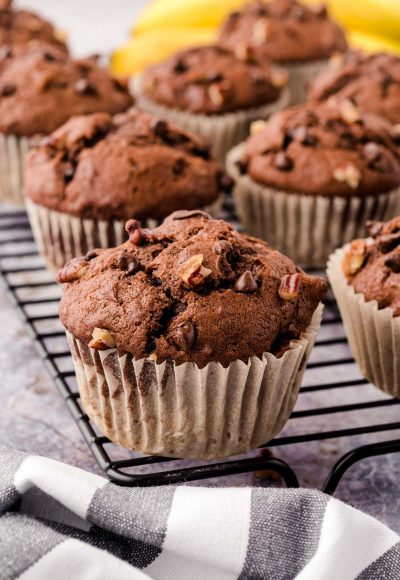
[309,51,400,125]
[327,216,400,397]
[218,0,347,104]
[59,210,326,457]
[0,0,66,51]
[226,101,400,265]
[0,42,132,204]
[133,44,289,161]
[25,108,228,269]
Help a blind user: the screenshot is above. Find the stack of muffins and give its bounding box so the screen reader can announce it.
[1,0,399,459]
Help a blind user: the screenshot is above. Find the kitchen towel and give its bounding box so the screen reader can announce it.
[0,447,399,580]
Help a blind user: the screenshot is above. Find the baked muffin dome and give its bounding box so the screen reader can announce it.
[218,0,347,64]
[25,108,229,221]
[0,42,132,136]
[0,0,66,50]
[343,216,400,315]
[140,44,287,115]
[58,210,327,368]
[309,51,400,125]
[237,102,400,197]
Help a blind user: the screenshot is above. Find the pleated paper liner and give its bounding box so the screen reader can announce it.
[327,247,400,398]
[284,59,329,105]
[26,197,222,271]
[131,75,290,163]
[226,144,400,267]
[0,134,30,206]
[65,304,322,459]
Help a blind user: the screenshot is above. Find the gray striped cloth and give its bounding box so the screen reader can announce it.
[0,447,399,580]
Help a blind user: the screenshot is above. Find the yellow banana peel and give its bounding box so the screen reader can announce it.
[111,28,215,76]
[347,29,400,56]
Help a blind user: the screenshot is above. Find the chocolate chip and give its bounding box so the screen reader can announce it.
[0,46,12,59]
[172,158,186,176]
[385,253,400,273]
[288,126,318,146]
[205,71,223,83]
[234,270,258,293]
[172,210,211,220]
[85,249,99,261]
[363,142,380,163]
[274,152,294,171]
[235,159,248,175]
[366,220,384,238]
[64,166,75,182]
[174,321,195,351]
[217,171,233,193]
[173,58,188,74]
[191,144,210,160]
[378,232,400,254]
[116,251,140,273]
[253,74,266,86]
[151,119,169,139]
[1,84,15,96]
[74,79,98,96]
[43,51,56,62]
[125,219,143,245]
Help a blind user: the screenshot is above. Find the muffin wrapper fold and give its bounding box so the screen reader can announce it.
[0,134,30,206]
[66,304,323,459]
[285,59,329,105]
[132,76,290,162]
[227,145,400,267]
[26,197,221,271]
[327,248,400,398]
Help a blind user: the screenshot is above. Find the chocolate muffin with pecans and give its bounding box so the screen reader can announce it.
[0,0,66,51]
[25,108,229,269]
[327,216,400,397]
[217,0,347,104]
[0,42,132,204]
[133,44,289,161]
[309,51,400,125]
[59,210,326,457]
[226,101,400,265]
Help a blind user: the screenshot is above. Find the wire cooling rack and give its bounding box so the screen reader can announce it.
[1,206,400,493]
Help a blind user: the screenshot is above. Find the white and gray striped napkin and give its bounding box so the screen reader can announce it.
[0,447,399,580]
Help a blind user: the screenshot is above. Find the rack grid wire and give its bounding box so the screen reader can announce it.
[1,206,400,493]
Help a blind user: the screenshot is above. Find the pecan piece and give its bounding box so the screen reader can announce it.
[252,19,270,45]
[338,99,360,124]
[56,257,89,283]
[333,163,361,189]
[278,273,301,300]
[342,239,367,276]
[89,328,115,350]
[250,120,266,135]
[178,254,212,286]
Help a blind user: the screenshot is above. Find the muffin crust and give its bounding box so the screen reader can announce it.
[0,43,132,136]
[218,0,347,64]
[238,102,400,197]
[58,211,327,367]
[25,108,228,221]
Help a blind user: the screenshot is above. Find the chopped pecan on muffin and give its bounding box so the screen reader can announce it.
[309,51,400,125]
[238,101,400,197]
[58,211,327,368]
[141,44,287,114]
[342,216,400,315]
[25,108,229,221]
[218,0,347,64]
[0,0,66,50]
[0,42,132,136]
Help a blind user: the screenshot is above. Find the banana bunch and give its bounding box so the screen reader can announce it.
[111,0,400,77]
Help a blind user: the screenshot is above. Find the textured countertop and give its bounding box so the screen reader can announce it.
[1,0,400,534]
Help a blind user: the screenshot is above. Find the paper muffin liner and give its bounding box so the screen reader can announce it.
[285,59,329,105]
[227,144,400,267]
[65,304,322,459]
[0,133,30,206]
[131,75,290,162]
[327,247,400,398]
[26,196,222,271]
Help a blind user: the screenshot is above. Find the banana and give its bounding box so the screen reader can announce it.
[111,28,215,76]
[132,0,245,35]
[347,29,400,56]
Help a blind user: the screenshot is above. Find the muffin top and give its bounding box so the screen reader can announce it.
[236,102,400,197]
[58,211,327,367]
[0,0,66,50]
[342,216,400,316]
[218,0,347,64]
[140,44,287,115]
[309,51,400,125]
[0,43,133,136]
[25,108,229,221]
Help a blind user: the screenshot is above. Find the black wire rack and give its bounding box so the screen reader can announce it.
[1,206,400,494]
